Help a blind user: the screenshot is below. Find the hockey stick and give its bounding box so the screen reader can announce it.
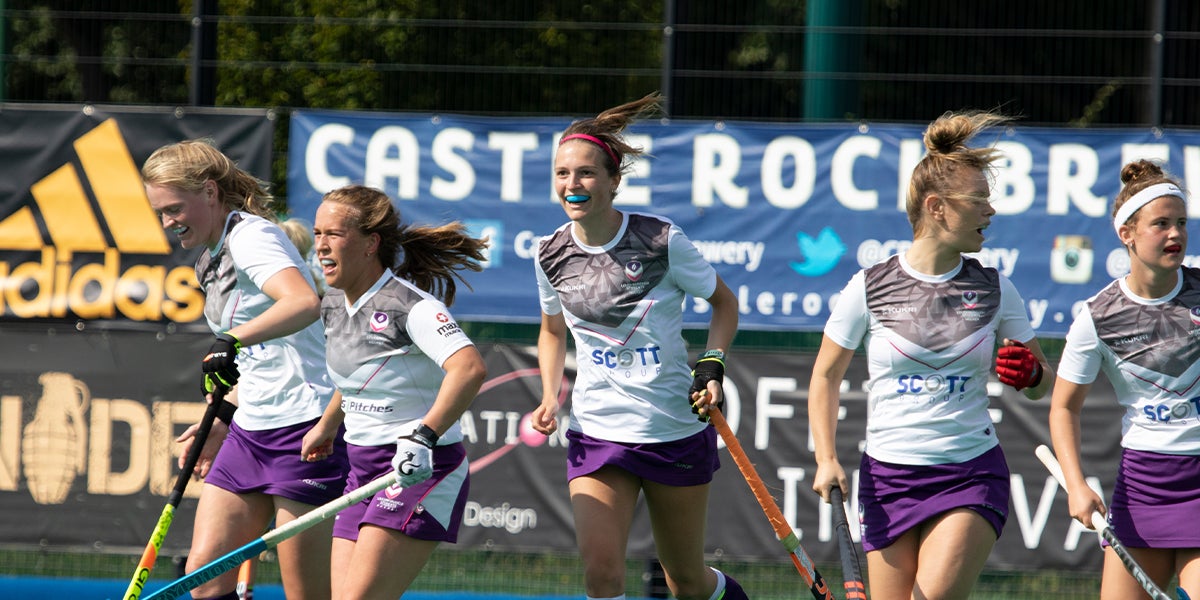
[829,487,867,600]
[142,471,401,600]
[708,407,836,600]
[122,387,226,600]
[1035,444,1191,600]
[235,555,256,600]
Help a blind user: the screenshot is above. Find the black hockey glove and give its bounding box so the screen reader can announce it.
[688,350,726,422]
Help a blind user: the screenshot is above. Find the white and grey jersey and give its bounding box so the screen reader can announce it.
[535,212,717,444]
[323,271,474,447]
[1058,267,1200,454]
[194,212,332,430]
[825,254,1034,465]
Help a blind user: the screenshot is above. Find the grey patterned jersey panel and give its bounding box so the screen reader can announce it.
[194,213,244,327]
[537,214,671,329]
[863,255,1001,353]
[1089,268,1200,377]
[322,280,423,378]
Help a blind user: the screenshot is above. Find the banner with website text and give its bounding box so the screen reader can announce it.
[0,104,274,329]
[289,111,1200,336]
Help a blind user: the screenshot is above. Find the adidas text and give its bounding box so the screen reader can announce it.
[1,247,204,321]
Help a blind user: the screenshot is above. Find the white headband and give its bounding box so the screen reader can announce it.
[1113,182,1186,234]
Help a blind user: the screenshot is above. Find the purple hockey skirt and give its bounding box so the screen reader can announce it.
[857,444,1010,552]
[332,441,469,543]
[565,426,720,486]
[1107,448,1200,548]
[205,417,349,506]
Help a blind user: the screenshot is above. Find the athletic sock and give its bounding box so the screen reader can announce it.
[708,568,748,600]
[707,568,726,600]
[586,596,626,600]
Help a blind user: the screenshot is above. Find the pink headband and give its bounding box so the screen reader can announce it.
[559,133,620,169]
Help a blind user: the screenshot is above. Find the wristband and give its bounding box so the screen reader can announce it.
[404,423,440,448]
[698,349,725,363]
[218,331,243,351]
[216,399,237,425]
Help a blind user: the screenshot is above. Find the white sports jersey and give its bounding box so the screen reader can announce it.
[535,212,717,444]
[195,212,333,431]
[824,254,1034,465]
[1057,268,1200,454]
[322,271,475,446]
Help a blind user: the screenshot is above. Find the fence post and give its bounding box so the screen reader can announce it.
[660,0,677,117]
[1147,0,1165,129]
[189,0,219,106]
[0,0,5,102]
[803,0,862,121]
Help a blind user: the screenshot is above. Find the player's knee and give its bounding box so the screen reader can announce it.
[663,566,717,600]
[582,559,626,596]
[184,552,205,574]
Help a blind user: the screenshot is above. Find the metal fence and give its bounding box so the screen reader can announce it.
[2,1,1198,127]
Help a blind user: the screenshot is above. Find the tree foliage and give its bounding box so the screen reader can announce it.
[5,1,1198,202]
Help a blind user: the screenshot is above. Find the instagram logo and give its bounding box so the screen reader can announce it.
[1050,235,1094,284]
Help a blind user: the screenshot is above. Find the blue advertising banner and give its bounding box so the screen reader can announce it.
[288,111,1200,336]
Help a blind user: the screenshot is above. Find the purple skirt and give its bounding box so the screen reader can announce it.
[332,442,469,543]
[205,418,349,506]
[565,426,719,486]
[857,445,1009,552]
[1108,448,1200,548]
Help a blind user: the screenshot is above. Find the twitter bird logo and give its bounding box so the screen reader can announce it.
[790,227,845,277]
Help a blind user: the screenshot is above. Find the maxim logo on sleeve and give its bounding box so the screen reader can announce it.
[435,312,463,337]
[0,119,204,322]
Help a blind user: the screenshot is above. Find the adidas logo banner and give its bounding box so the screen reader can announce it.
[0,105,273,327]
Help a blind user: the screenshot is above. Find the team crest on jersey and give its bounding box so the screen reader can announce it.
[370,311,390,332]
[961,290,979,309]
[1190,306,1200,326]
[624,258,644,281]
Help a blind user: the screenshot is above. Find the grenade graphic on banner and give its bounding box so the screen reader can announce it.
[21,372,90,505]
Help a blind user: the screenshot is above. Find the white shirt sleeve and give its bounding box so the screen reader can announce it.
[406,298,475,368]
[666,225,718,300]
[227,217,308,290]
[996,275,1036,344]
[533,251,563,316]
[823,271,869,351]
[1057,308,1103,385]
